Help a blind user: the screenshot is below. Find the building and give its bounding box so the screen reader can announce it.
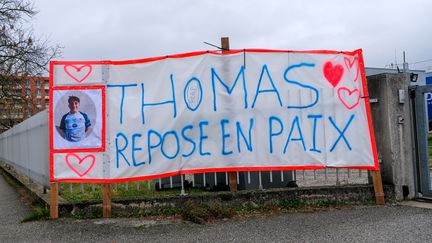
[366,67,426,85]
[0,76,49,133]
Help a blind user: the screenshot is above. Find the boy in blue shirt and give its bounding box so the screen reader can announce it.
[59,96,91,142]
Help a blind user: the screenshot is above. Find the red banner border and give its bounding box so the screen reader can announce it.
[49,49,379,183]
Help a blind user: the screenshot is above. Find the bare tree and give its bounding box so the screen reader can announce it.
[0,0,61,131]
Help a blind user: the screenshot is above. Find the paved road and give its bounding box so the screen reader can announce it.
[1,173,432,242]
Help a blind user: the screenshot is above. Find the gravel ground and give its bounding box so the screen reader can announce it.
[1,172,432,243]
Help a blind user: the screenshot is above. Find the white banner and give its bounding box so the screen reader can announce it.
[50,49,378,182]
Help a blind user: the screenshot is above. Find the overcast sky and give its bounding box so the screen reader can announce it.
[32,0,432,70]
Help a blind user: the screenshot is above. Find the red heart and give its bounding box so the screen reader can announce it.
[64,64,92,83]
[323,61,344,87]
[344,57,360,82]
[65,153,96,177]
[337,87,360,110]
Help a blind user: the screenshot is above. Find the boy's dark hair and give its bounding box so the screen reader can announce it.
[68,96,80,104]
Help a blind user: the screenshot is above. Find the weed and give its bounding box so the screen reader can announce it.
[239,201,260,212]
[21,206,49,222]
[160,207,182,216]
[366,198,376,206]
[181,201,210,224]
[278,198,308,209]
[180,200,235,224]
[72,208,103,219]
[207,201,235,219]
[261,201,279,212]
[314,200,331,207]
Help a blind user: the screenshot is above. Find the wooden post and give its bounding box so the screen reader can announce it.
[221,37,238,192]
[221,37,229,52]
[102,183,112,218]
[372,170,385,205]
[49,182,59,219]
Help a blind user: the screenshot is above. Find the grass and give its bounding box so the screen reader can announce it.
[72,207,103,219]
[57,181,365,223]
[277,198,347,210]
[60,182,359,223]
[278,198,308,209]
[180,198,355,224]
[58,181,211,202]
[21,206,49,222]
[181,200,236,224]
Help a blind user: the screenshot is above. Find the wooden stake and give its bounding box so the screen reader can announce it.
[372,170,385,205]
[229,172,237,192]
[49,182,59,219]
[102,183,112,218]
[221,37,237,192]
[221,37,229,51]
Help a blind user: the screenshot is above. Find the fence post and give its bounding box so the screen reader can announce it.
[49,182,59,219]
[372,170,385,205]
[220,36,238,192]
[102,183,112,218]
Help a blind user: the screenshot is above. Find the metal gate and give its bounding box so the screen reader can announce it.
[410,85,432,198]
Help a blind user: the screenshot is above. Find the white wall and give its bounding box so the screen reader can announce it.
[0,110,49,187]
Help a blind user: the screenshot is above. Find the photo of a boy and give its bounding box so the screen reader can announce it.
[59,96,91,142]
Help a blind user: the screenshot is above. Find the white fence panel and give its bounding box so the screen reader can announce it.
[0,110,49,187]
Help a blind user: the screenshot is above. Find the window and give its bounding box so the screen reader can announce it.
[36,80,41,88]
[26,80,30,87]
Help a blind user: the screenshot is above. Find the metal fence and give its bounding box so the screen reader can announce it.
[0,109,369,195]
[52,169,369,199]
